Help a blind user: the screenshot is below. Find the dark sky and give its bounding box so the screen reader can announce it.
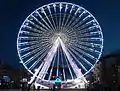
[0,0,120,67]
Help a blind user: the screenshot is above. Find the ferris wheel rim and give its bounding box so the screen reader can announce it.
[17,2,103,84]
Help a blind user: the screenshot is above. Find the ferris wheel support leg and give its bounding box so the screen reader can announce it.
[59,38,86,79]
[28,62,44,84]
[35,37,60,83]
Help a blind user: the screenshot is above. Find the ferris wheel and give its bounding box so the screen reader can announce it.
[17,2,103,87]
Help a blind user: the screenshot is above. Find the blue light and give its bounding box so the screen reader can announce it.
[55,78,61,83]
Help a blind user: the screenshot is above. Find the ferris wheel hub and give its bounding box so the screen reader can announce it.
[51,32,69,44]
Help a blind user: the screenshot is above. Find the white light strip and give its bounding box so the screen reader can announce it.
[30,37,86,84]
[58,37,84,78]
[35,37,60,82]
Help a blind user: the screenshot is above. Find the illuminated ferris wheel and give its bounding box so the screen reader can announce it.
[17,2,103,87]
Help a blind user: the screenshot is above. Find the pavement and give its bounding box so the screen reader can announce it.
[0,89,87,91]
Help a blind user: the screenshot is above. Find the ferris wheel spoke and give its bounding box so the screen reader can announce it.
[70,45,98,63]
[18,41,39,47]
[36,58,51,80]
[20,30,40,37]
[24,53,39,66]
[35,43,52,56]
[37,37,60,80]
[53,4,58,29]
[65,7,82,28]
[20,47,40,59]
[78,37,103,42]
[63,8,73,28]
[47,5,57,30]
[59,36,84,78]
[65,13,93,36]
[42,61,53,80]
[41,7,55,31]
[61,47,66,81]
[48,51,57,80]
[74,42,101,55]
[19,44,39,53]
[36,10,54,31]
[38,62,50,80]
[67,46,93,66]
[63,51,74,80]
[18,40,51,50]
[72,19,93,31]
[24,44,52,66]
[29,46,52,70]
[61,4,68,31]
[64,29,77,38]
[58,3,62,30]
[18,42,33,47]
[56,45,60,77]
[54,4,60,29]
[18,36,37,41]
[21,43,51,61]
[24,46,49,65]
[30,14,50,31]
[37,59,52,80]
[69,13,90,29]
[30,47,51,71]
[68,48,88,72]
[75,20,96,31]
[74,6,80,15]
[78,31,101,38]
[67,10,85,28]
[74,41,103,51]
[59,37,77,79]
[19,41,50,54]
[26,19,47,32]
[65,15,76,29]
[69,47,93,67]
[18,36,50,42]
[28,62,44,84]
[77,25,100,34]
[70,5,75,13]
[63,5,75,28]
[22,25,44,34]
[82,14,91,22]
[28,60,38,70]
[78,41,103,49]
[74,14,91,28]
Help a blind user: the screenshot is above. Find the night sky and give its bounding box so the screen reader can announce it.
[0,0,120,67]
